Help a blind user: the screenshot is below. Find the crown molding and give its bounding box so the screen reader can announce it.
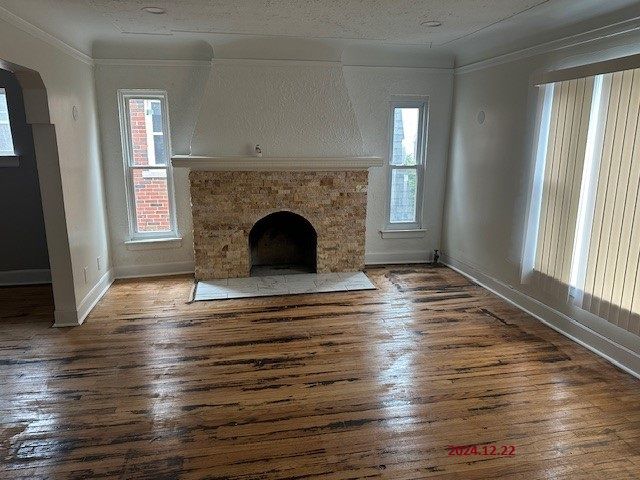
[455,15,640,75]
[211,58,454,71]
[94,58,212,67]
[0,5,93,66]
[342,64,453,73]
[211,58,342,67]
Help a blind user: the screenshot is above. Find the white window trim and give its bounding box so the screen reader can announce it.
[385,99,428,230]
[521,83,555,282]
[117,89,179,241]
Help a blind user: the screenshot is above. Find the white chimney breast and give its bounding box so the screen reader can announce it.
[189,61,364,157]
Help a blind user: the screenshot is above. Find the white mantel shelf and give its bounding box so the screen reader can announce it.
[171,155,383,171]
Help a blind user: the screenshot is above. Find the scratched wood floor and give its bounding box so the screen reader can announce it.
[1,265,640,479]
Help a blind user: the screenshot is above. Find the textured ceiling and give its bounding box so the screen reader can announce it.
[97,0,545,45]
[0,0,637,64]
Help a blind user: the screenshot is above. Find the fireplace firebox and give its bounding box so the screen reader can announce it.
[249,211,317,275]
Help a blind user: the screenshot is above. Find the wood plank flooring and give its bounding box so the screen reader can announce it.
[1,265,639,479]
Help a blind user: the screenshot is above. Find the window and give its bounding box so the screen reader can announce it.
[0,88,15,156]
[530,65,640,332]
[118,90,177,239]
[387,101,427,228]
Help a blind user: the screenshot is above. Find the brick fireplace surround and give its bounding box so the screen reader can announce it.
[189,170,368,280]
[188,170,369,280]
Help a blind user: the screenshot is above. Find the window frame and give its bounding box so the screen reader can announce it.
[385,99,428,230]
[117,89,178,241]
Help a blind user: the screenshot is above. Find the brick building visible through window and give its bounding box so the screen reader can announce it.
[127,98,171,233]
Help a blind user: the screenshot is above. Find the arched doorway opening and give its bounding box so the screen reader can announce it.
[0,58,76,326]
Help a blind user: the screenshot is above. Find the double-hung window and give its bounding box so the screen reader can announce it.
[529,60,640,334]
[0,88,15,156]
[118,90,177,240]
[387,101,427,229]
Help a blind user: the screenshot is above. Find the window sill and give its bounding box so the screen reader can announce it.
[0,155,20,167]
[379,228,427,239]
[125,237,183,250]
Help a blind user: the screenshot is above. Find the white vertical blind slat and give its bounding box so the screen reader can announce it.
[534,78,594,292]
[580,68,640,333]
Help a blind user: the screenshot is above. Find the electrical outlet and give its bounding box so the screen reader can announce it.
[97,256,103,272]
[83,266,88,284]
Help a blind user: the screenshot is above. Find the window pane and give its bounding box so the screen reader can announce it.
[390,168,417,223]
[150,101,163,133]
[132,168,171,233]
[391,107,420,166]
[153,134,166,165]
[0,89,15,155]
[128,98,151,166]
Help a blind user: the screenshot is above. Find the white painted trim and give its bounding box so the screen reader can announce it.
[118,89,179,241]
[172,155,383,171]
[53,268,115,327]
[212,58,342,67]
[94,58,452,71]
[0,5,93,65]
[114,261,195,279]
[343,64,453,73]
[365,251,430,265]
[455,15,640,75]
[94,59,212,67]
[379,229,427,239]
[441,253,640,380]
[385,99,428,231]
[0,268,51,286]
[76,269,114,324]
[125,237,183,250]
[53,308,81,328]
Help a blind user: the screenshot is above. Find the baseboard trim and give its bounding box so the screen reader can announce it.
[53,269,115,327]
[365,251,430,265]
[441,254,640,380]
[76,269,115,324]
[0,268,51,286]
[114,261,195,279]
[53,308,81,328]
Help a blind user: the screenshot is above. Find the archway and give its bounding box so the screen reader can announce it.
[0,58,76,326]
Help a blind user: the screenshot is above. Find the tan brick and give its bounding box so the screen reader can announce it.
[189,171,368,280]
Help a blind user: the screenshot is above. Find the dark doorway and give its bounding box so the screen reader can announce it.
[0,68,49,285]
[249,211,317,276]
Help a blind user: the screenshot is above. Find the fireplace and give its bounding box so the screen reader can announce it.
[172,156,382,280]
[249,211,317,276]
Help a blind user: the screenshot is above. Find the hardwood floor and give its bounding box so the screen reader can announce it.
[1,265,639,479]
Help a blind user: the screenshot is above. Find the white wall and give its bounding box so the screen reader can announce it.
[191,62,363,157]
[442,26,640,374]
[0,15,110,325]
[95,60,453,274]
[343,66,453,263]
[94,62,210,276]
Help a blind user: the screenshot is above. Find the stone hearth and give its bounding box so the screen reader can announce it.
[189,170,369,280]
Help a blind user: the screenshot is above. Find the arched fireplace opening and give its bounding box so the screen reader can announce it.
[249,211,317,276]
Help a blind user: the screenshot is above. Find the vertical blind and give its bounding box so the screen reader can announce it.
[534,77,594,293]
[533,66,640,336]
[580,68,640,333]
